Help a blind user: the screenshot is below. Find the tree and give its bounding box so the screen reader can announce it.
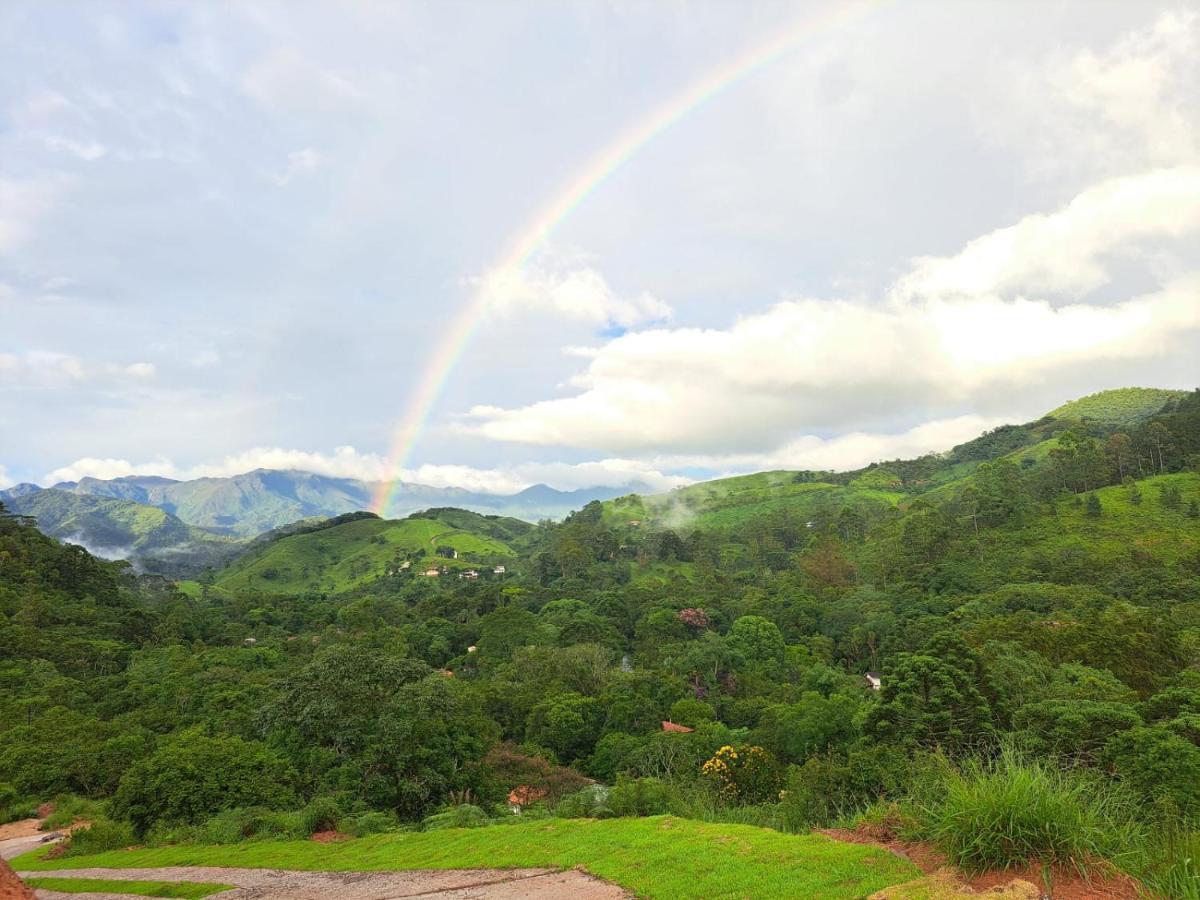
[111,729,296,835]
[370,675,499,818]
[1104,725,1200,817]
[727,616,786,672]
[261,645,429,757]
[1085,493,1102,518]
[526,691,603,762]
[1013,699,1140,764]
[1106,433,1133,481]
[863,654,993,752]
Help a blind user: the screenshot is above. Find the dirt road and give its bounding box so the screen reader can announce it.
[23,865,629,899]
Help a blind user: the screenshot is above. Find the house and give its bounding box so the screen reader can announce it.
[507,785,547,813]
[243,637,258,646]
[493,565,506,575]
[459,569,479,580]
[423,568,440,577]
[661,721,694,733]
[399,560,411,570]
[865,672,882,691]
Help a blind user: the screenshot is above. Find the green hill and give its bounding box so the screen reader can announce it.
[1049,387,1185,426]
[0,488,242,575]
[205,511,518,595]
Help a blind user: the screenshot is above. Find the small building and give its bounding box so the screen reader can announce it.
[460,569,479,581]
[399,560,411,570]
[661,720,694,733]
[865,672,882,691]
[423,568,441,577]
[493,565,506,575]
[243,637,258,646]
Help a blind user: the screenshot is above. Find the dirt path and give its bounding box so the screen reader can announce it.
[23,865,629,899]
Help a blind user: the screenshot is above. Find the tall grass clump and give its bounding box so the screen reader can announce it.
[1126,818,1200,900]
[916,747,1143,874]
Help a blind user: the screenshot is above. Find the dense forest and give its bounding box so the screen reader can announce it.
[3,387,1200,893]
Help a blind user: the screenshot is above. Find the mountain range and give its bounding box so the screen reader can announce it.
[0,469,641,574]
[1,386,1190,577]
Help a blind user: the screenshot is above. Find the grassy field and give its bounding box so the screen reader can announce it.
[611,471,903,532]
[23,878,232,898]
[14,816,920,899]
[207,515,516,595]
[1049,387,1184,425]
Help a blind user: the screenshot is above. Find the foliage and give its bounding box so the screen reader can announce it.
[110,730,297,836]
[913,748,1142,873]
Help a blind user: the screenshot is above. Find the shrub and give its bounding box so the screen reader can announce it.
[608,777,670,817]
[554,785,612,819]
[338,810,396,837]
[479,743,591,804]
[299,796,342,835]
[422,803,490,830]
[700,745,783,804]
[1104,725,1200,819]
[586,732,644,782]
[916,748,1141,873]
[111,730,297,836]
[783,745,918,827]
[41,795,103,831]
[63,819,136,856]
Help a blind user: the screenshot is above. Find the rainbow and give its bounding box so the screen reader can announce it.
[371,0,881,514]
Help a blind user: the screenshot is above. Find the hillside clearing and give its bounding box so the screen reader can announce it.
[14,816,920,899]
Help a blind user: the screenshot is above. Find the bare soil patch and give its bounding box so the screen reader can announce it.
[0,859,35,900]
[823,824,1144,899]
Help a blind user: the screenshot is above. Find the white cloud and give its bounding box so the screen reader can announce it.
[269,147,322,185]
[984,10,1198,178]
[894,166,1200,301]
[0,351,86,384]
[0,464,13,490]
[471,257,672,328]
[652,416,1005,476]
[403,459,690,494]
[242,48,363,112]
[0,352,158,386]
[465,155,1200,458]
[39,447,688,495]
[0,177,65,253]
[44,457,177,485]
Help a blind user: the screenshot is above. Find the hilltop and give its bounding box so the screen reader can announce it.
[187,507,529,597]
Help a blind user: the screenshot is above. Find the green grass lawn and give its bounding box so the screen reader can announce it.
[14,816,920,899]
[23,877,232,898]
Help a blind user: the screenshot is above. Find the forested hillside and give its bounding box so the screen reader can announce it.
[4,388,1200,896]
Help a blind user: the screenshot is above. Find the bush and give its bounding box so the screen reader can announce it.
[608,777,670,817]
[916,748,1141,873]
[1104,725,1200,819]
[62,819,136,856]
[338,810,396,837]
[784,745,918,827]
[111,730,297,836]
[421,803,490,830]
[699,745,783,804]
[299,796,343,835]
[553,785,612,819]
[41,795,103,831]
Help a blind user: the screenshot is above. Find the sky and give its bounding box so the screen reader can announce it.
[1,1,1198,495]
